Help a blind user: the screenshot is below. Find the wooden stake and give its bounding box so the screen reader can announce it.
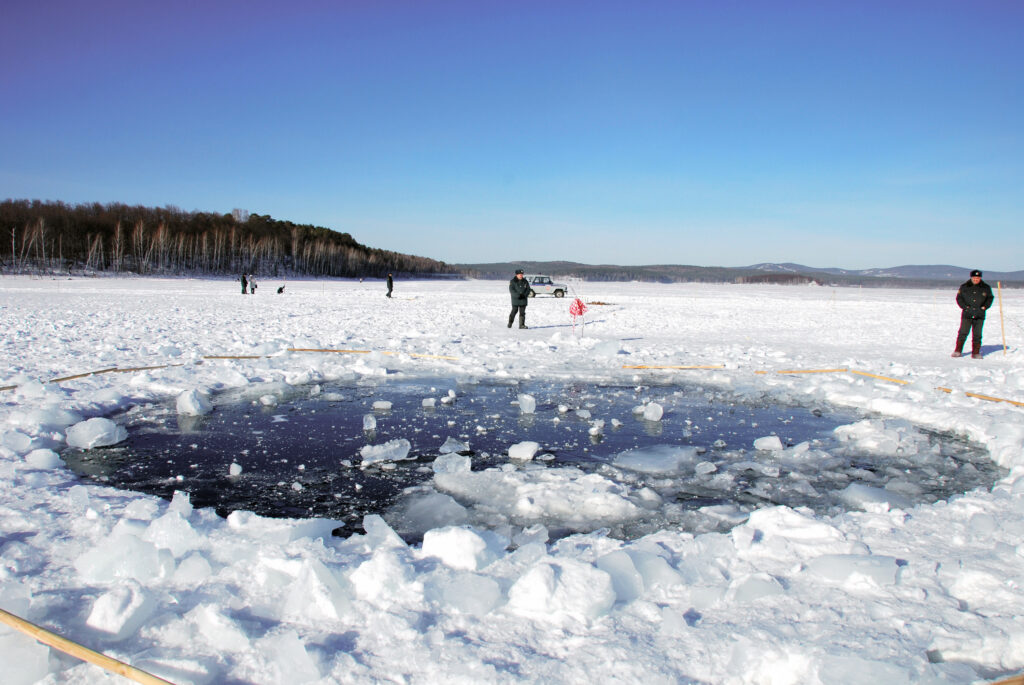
[849,369,910,385]
[998,281,1007,355]
[0,607,174,685]
[407,352,460,361]
[622,365,726,370]
[964,391,1024,408]
[288,348,460,361]
[49,368,119,383]
[111,364,179,373]
[754,368,848,375]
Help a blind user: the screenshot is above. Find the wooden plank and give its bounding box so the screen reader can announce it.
[0,607,174,685]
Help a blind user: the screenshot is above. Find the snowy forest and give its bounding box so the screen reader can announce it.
[0,199,460,279]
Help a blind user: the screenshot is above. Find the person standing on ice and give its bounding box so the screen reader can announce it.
[240,274,247,294]
[386,273,393,298]
[952,269,994,359]
[508,269,531,329]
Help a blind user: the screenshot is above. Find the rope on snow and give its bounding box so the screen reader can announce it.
[1,354,1020,408]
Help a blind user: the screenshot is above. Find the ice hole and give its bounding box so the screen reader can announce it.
[61,377,1003,543]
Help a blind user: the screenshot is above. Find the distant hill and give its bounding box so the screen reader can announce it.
[455,261,752,283]
[745,263,1024,282]
[455,261,1024,288]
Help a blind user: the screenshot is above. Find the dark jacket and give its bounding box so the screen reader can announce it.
[956,279,994,319]
[509,276,532,306]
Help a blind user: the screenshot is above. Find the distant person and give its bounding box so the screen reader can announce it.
[277,285,285,294]
[952,269,994,359]
[386,273,394,298]
[508,269,531,329]
[249,279,257,294]
[240,274,248,294]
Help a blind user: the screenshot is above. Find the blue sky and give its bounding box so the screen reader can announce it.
[2,1,1021,269]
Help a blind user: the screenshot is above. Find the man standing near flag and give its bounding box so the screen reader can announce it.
[508,269,531,329]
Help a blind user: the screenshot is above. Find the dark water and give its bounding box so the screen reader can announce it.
[61,376,1001,539]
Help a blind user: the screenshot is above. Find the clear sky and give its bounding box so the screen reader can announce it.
[2,0,1021,270]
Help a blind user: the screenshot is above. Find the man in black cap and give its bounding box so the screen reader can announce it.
[952,269,994,359]
[508,269,531,329]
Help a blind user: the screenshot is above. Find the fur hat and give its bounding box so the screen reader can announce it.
[970,269,982,277]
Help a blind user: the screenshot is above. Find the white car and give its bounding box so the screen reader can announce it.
[525,274,568,298]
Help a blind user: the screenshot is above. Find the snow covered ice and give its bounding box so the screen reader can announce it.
[516,392,536,414]
[1,276,1024,684]
[65,416,128,449]
[176,388,213,416]
[359,438,412,465]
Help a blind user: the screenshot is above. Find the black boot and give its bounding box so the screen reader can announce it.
[954,333,968,358]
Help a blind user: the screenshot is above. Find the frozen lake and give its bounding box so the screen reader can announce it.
[4,276,1023,684]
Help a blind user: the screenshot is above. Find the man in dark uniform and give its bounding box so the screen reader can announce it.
[386,273,393,298]
[508,269,531,329]
[952,269,994,359]
[240,274,248,294]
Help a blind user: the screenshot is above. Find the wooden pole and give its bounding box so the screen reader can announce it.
[998,280,1007,355]
[622,364,726,370]
[287,347,370,355]
[849,369,910,385]
[287,348,459,361]
[49,368,119,383]
[754,368,848,375]
[963,391,1024,408]
[111,364,176,373]
[0,607,174,685]
[407,352,460,361]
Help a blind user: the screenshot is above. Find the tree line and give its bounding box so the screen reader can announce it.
[0,199,460,279]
